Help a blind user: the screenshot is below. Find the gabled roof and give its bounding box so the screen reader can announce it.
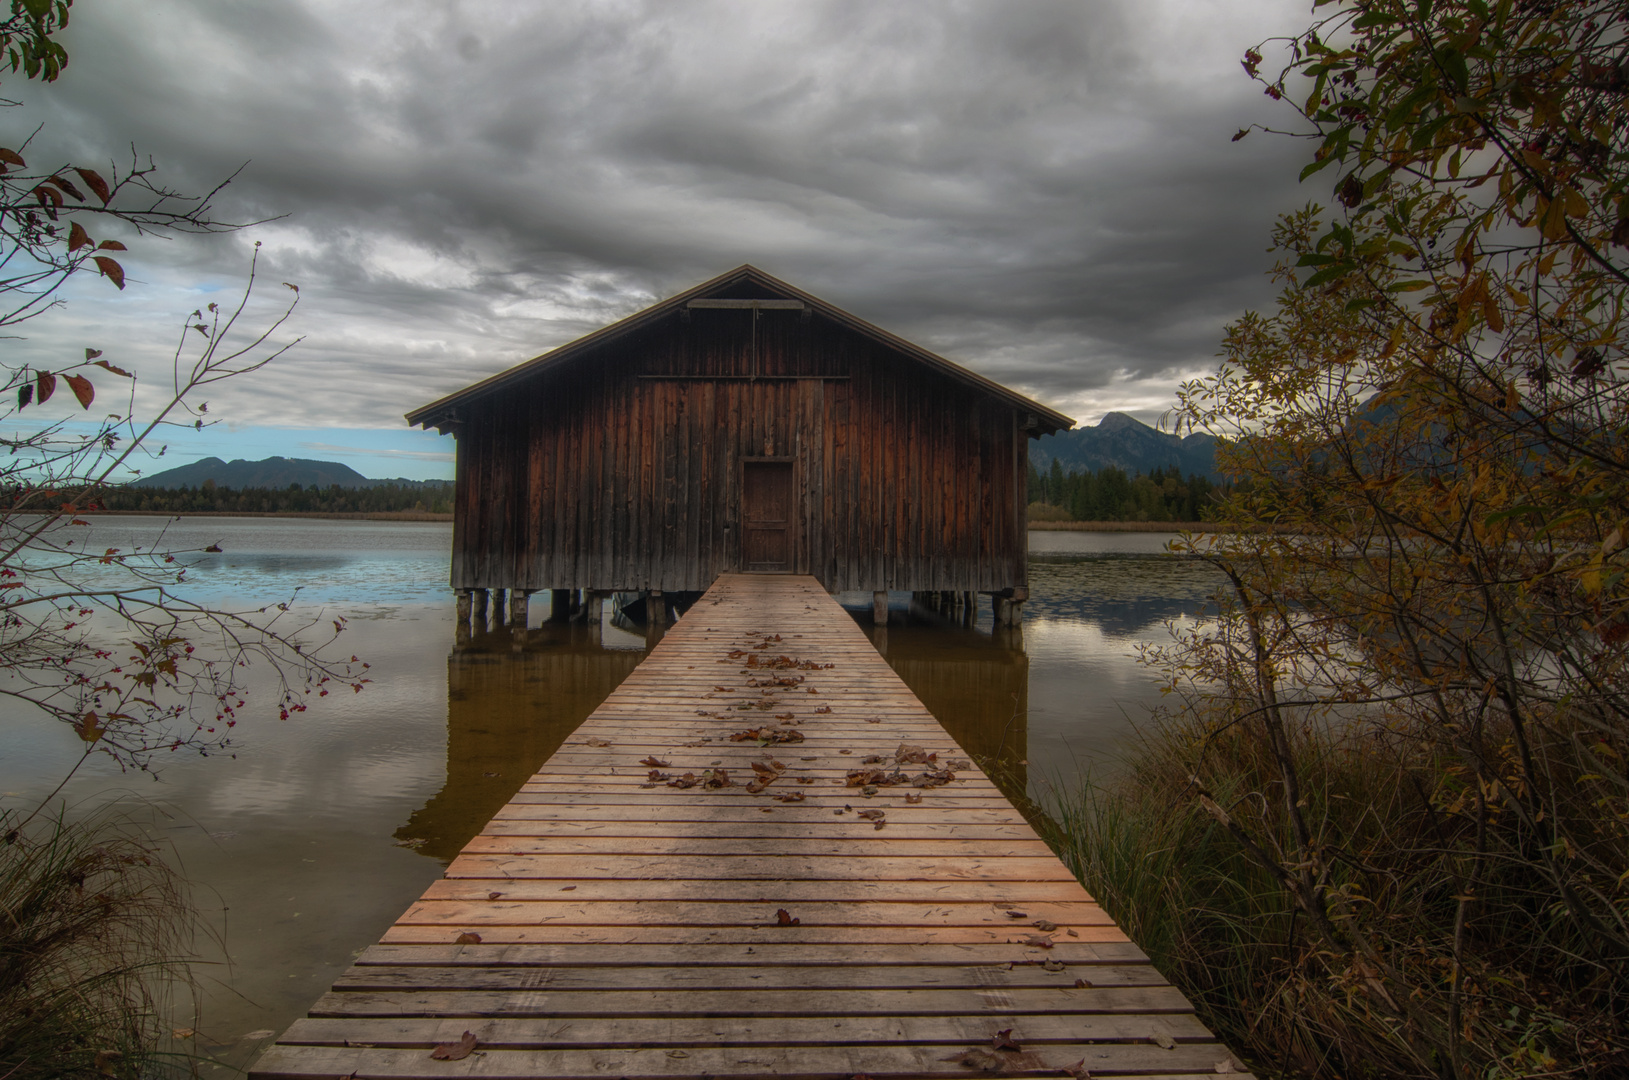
[405,265,1074,435]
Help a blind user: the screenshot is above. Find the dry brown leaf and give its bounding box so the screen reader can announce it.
[905,792,923,804]
[775,908,800,926]
[639,756,671,768]
[1021,934,1054,949]
[946,1047,1006,1072]
[1004,910,1029,919]
[1151,1033,1176,1050]
[429,1030,478,1061]
[774,791,806,802]
[585,738,611,748]
[895,743,934,765]
[1033,919,1058,931]
[454,931,482,944]
[991,1028,1021,1051]
[487,891,503,901]
[1042,959,1065,972]
[1060,1058,1091,1079]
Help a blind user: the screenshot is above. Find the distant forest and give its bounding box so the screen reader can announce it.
[1027,460,1226,523]
[96,481,455,516]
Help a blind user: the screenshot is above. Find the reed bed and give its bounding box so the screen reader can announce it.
[1039,709,1628,1079]
[0,808,200,1079]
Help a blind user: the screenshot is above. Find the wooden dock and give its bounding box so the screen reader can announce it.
[252,574,1245,1079]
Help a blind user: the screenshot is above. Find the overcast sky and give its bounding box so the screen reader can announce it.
[11,0,1316,480]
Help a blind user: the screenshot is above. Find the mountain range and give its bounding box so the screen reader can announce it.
[132,456,453,490]
[1030,412,1220,479]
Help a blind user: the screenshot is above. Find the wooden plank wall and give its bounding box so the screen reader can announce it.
[450,302,1027,596]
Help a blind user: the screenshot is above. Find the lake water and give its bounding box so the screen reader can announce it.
[0,518,1223,1070]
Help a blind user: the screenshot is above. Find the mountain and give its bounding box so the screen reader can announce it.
[131,456,453,490]
[1030,412,1220,479]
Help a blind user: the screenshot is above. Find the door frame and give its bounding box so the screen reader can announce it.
[739,455,799,573]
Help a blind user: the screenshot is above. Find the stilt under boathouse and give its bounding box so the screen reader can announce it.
[405,265,1073,629]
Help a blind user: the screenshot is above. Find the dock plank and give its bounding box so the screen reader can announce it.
[250,574,1245,1078]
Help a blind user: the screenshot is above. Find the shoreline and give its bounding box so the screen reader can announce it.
[1027,520,1277,532]
[39,512,1263,530]
[38,509,454,522]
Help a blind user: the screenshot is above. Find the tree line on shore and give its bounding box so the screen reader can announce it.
[94,481,454,516]
[1026,460,1226,522]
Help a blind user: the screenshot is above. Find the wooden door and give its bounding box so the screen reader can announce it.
[742,462,795,572]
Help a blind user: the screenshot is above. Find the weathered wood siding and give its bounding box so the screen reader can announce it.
[449,301,1028,594]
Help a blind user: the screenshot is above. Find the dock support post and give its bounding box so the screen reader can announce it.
[509,590,529,629]
[456,589,472,623]
[994,588,1028,628]
[491,589,507,626]
[551,588,572,622]
[586,591,604,636]
[872,590,889,625]
[471,589,489,628]
[648,590,666,625]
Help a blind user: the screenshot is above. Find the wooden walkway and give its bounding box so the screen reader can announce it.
[252,575,1245,1079]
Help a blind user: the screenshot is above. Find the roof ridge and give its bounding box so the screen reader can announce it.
[405,268,1074,434]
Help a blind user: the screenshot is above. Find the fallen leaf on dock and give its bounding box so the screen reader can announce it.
[1022,934,1054,949]
[560,885,577,891]
[946,758,971,770]
[668,773,700,788]
[774,791,806,802]
[775,908,801,926]
[1042,959,1065,972]
[1060,1058,1091,1078]
[1005,910,1028,919]
[946,1048,1006,1072]
[639,756,671,768]
[815,705,832,713]
[487,891,502,901]
[454,931,482,944]
[905,793,923,804]
[1033,919,1057,931]
[856,809,886,829]
[585,738,611,748]
[895,744,935,765]
[701,768,734,788]
[991,1028,1022,1051]
[429,1031,478,1061]
[1151,1033,1176,1050]
[1074,978,1093,988]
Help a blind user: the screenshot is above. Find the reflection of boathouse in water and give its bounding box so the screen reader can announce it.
[406,265,1072,627]
[395,607,1032,860]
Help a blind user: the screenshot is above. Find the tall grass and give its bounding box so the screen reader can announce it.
[1039,709,1629,1079]
[0,807,199,1079]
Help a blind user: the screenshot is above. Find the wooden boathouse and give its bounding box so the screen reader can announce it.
[405,265,1072,626]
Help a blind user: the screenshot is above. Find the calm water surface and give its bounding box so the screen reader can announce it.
[0,517,1223,1070]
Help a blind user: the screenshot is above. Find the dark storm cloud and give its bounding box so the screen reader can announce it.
[11,0,1316,429]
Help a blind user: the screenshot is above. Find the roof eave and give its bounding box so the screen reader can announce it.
[405,265,1075,435]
